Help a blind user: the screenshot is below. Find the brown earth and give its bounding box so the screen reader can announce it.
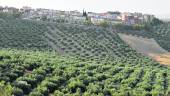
[118,33,170,65]
[150,53,170,66]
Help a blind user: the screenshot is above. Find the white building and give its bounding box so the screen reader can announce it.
[90,17,105,25]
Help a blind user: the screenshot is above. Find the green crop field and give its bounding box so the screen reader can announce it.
[0,15,170,96]
[0,49,170,96]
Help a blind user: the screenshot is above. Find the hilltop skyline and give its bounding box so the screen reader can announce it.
[0,0,170,19]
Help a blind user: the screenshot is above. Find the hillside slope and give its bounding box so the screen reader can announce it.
[117,23,170,52]
[0,18,50,50]
[1,18,169,66]
[0,17,170,95]
[119,33,170,65]
[118,33,167,54]
[0,18,148,62]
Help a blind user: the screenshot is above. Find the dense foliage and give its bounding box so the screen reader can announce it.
[0,18,50,50]
[0,49,169,96]
[0,81,13,96]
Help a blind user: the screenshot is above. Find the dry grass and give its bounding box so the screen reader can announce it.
[118,33,170,65]
[150,53,170,65]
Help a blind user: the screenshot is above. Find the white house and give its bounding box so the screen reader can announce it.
[90,17,105,25]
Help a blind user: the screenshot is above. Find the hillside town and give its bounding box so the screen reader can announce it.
[0,6,155,25]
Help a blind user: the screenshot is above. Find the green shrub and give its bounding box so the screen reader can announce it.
[45,82,58,93]
[12,87,24,96]
[0,81,13,96]
[36,86,49,96]
[68,79,86,93]
[53,90,64,96]
[86,83,102,94]
[29,92,44,96]
[13,81,31,94]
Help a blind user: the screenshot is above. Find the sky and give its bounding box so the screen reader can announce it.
[0,0,170,19]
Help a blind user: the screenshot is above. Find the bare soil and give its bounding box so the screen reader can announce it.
[118,33,170,65]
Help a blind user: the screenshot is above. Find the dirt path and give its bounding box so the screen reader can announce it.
[118,33,170,65]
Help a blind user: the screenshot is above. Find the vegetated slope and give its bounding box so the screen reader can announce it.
[0,49,170,96]
[117,23,170,52]
[44,23,141,60]
[0,18,50,50]
[1,17,168,66]
[118,33,170,65]
[0,18,149,62]
[1,17,170,95]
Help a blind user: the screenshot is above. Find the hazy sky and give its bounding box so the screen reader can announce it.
[0,0,170,18]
